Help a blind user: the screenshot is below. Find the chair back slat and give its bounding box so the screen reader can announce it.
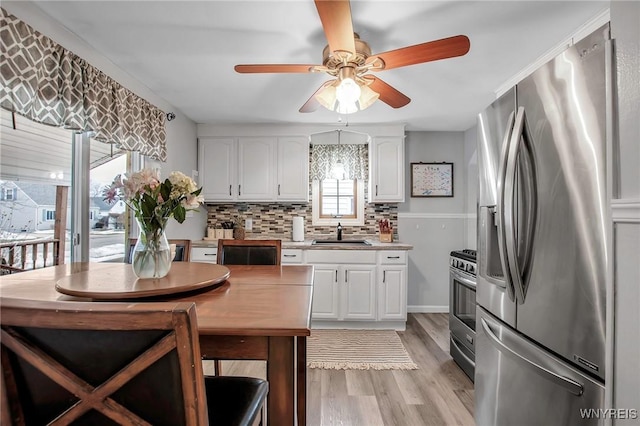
[217,239,282,266]
[0,298,207,426]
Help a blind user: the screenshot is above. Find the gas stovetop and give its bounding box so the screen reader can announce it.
[450,249,477,275]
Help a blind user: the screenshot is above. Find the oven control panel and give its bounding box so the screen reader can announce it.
[450,249,477,276]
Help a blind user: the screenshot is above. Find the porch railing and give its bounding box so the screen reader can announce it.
[0,239,61,274]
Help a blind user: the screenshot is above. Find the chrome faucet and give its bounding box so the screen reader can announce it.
[337,222,343,240]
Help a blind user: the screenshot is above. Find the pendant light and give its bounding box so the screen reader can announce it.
[331,130,345,179]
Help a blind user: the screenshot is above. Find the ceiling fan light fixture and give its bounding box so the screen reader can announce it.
[315,83,337,110]
[358,84,380,110]
[335,100,358,115]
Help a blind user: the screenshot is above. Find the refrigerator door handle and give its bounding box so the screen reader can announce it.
[496,111,517,302]
[480,318,584,396]
[503,107,537,304]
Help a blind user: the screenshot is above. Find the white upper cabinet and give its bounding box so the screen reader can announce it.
[369,136,405,202]
[198,136,308,202]
[198,137,236,201]
[237,137,276,201]
[276,137,309,202]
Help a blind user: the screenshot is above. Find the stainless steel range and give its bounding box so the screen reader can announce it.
[449,249,476,381]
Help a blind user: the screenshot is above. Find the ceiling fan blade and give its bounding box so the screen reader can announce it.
[364,76,410,108]
[367,35,470,70]
[300,81,334,113]
[314,0,356,58]
[234,64,316,73]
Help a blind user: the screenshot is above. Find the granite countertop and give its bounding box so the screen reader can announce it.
[191,238,412,250]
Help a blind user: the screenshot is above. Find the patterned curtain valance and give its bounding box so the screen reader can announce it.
[310,143,368,181]
[0,8,167,161]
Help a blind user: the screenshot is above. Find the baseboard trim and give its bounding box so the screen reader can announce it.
[407,305,449,313]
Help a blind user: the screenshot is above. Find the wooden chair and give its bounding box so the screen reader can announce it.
[0,298,268,426]
[216,239,281,266]
[214,239,282,375]
[126,238,192,263]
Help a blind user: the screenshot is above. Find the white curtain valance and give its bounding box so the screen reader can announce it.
[0,8,167,161]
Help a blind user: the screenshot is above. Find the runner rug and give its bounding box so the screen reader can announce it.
[307,329,418,370]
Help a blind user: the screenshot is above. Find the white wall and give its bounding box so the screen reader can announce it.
[398,131,468,312]
[3,1,204,240]
[610,2,640,423]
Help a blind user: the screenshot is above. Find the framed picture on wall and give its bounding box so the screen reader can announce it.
[410,162,454,197]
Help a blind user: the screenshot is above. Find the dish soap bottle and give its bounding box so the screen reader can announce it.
[337,222,343,241]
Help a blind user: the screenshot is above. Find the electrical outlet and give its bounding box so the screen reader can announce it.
[245,218,253,231]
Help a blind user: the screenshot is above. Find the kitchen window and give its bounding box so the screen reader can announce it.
[312,179,364,226]
[319,179,357,218]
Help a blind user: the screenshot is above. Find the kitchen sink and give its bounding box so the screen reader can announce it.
[311,239,372,246]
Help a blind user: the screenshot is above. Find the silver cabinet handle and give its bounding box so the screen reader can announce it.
[204,253,216,256]
[229,185,232,196]
[387,256,400,259]
[383,270,386,283]
[335,270,338,282]
[480,318,584,396]
[375,184,378,196]
[283,254,296,258]
[344,270,348,282]
[278,184,281,196]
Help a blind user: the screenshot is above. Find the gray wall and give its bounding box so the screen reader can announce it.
[611,1,640,423]
[398,131,468,312]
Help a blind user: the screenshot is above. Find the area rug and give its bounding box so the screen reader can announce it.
[307,329,418,370]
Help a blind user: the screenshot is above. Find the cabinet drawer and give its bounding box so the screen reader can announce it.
[378,251,407,265]
[191,247,218,263]
[306,250,376,264]
[281,249,303,264]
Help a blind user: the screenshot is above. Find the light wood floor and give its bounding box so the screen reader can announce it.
[206,313,475,426]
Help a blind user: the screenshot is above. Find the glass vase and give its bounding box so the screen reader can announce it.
[132,217,171,279]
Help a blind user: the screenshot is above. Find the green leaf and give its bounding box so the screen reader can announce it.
[174,205,186,223]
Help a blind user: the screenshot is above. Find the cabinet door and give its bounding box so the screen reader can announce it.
[277,137,309,201]
[237,137,276,201]
[370,137,404,202]
[312,265,340,319]
[342,266,376,320]
[378,267,407,320]
[198,138,236,201]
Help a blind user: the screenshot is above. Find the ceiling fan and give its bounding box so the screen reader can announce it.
[234,0,470,114]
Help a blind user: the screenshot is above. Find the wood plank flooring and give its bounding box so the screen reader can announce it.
[205,313,475,426]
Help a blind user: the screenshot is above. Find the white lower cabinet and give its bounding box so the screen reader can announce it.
[342,266,377,320]
[378,266,407,320]
[311,264,376,320]
[311,265,340,319]
[307,249,407,328]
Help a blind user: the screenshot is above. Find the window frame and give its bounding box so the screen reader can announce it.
[312,179,365,226]
[318,179,357,219]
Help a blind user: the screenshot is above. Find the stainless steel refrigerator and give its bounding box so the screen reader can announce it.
[475,24,612,425]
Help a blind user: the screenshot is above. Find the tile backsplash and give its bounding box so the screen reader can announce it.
[206,202,398,240]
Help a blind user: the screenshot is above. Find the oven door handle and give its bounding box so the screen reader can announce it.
[450,269,476,289]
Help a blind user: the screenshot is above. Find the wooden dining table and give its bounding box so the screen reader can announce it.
[0,262,314,426]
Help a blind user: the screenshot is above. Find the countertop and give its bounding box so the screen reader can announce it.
[191,238,412,251]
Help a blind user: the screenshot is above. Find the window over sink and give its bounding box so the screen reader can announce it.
[312,179,364,226]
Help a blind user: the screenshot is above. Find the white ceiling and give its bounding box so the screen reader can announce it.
[17,1,608,131]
